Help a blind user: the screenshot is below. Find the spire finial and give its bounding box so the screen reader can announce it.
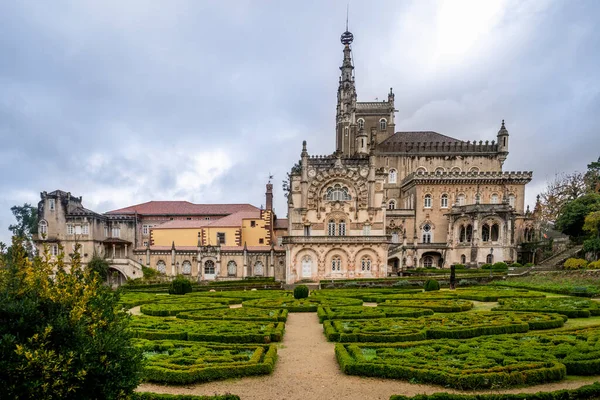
[340,4,353,45]
[501,119,505,129]
[346,3,349,32]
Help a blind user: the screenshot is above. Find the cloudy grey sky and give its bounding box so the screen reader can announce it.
[1,0,599,244]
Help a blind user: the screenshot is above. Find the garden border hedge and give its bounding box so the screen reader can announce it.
[317,306,433,323]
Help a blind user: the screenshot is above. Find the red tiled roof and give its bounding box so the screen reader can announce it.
[151,211,261,230]
[106,201,259,216]
[274,218,288,229]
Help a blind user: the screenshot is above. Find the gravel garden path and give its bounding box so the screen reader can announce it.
[137,312,599,400]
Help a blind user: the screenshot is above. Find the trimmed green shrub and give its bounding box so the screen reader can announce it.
[323,312,563,342]
[177,307,289,322]
[481,263,493,269]
[317,306,433,323]
[492,297,600,318]
[134,339,276,385]
[524,262,534,268]
[453,264,465,270]
[588,260,600,269]
[492,262,508,271]
[169,276,193,295]
[311,288,422,301]
[242,296,361,312]
[336,327,600,389]
[424,279,440,291]
[455,288,545,302]
[294,285,309,299]
[140,302,228,317]
[380,299,473,312]
[510,262,523,269]
[564,258,589,270]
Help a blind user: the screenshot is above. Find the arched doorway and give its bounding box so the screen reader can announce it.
[107,267,127,288]
[420,251,443,268]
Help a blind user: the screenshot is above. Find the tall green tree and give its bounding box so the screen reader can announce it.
[0,238,144,399]
[585,156,600,194]
[555,193,600,238]
[7,203,38,257]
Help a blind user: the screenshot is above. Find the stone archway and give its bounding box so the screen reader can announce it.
[107,267,128,288]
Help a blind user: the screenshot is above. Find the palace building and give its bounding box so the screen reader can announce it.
[282,28,534,283]
[34,28,536,285]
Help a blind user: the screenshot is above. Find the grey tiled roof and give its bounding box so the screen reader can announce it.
[379,131,462,145]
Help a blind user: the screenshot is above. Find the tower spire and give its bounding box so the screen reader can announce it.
[336,10,357,155]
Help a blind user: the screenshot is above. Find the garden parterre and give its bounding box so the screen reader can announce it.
[140,302,229,317]
[492,297,600,318]
[242,296,362,311]
[379,299,474,312]
[323,312,565,342]
[492,271,600,297]
[177,307,289,322]
[130,315,285,343]
[317,306,434,323]
[336,327,600,390]
[135,339,277,384]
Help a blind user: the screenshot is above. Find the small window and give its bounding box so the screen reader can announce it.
[157,260,166,274]
[388,200,396,210]
[142,225,149,235]
[491,194,499,204]
[361,257,371,271]
[379,118,387,130]
[182,261,192,275]
[424,194,432,208]
[50,244,58,256]
[251,221,256,227]
[227,261,237,276]
[451,167,461,173]
[363,225,371,236]
[331,256,341,272]
[82,224,89,235]
[67,224,74,235]
[469,167,480,173]
[435,167,445,174]
[491,224,499,241]
[205,260,215,275]
[416,167,427,174]
[509,194,516,208]
[486,254,494,264]
[338,220,346,236]
[482,224,490,242]
[388,169,397,184]
[441,194,448,208]
[422,224,432,243]
[187,217,192,220]
[39,220,48,235]
[460,254,467,264]
[357,118,365,129]
[254,261,264,276]
[204,217,211,220]
[326,184,351,201]
[143,241,148,247]
[170,217,174,220]
[391,232,399,243]
[259,238,264,244]
[328,220,336,236]
[217,232,226,245]
[304,226,311,236]
[112,227,120,238]
[48,199,55,211]
[457,194,465,206]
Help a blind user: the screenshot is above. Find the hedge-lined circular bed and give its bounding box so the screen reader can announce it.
[177,307,289,322]
[242,296,362,312]
[317,306,433,323]
[492,297,600,318]
[378,299,474,312]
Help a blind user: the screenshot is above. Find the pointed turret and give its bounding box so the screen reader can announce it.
[497,119,509,166]
[336,20,357,155]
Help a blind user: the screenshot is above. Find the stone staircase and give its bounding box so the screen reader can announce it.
[533,245,583,271]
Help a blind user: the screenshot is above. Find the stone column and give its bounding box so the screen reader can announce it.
[124,244,128,259]
[112,244,116,259]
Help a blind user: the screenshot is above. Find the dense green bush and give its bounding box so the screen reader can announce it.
[294,284,309,299]
[177,307,288,322]
[389,381,600,400]
[130,316,285,343]
[492,297,600,318]
[0,238,143,399]
[169,275,193,295]
[242,296,361,312]
[134,339,277,384]
[524,262,535,268]
[492,262,508,270]
[317,306,433,323]
[564,258,589,270]
[481,263,493,269]
[453,264,466,270]
[510,262,523,269]
[323,312,563,342]
[380,299,473,312]
[140,301,228,317]
[312,288,422,301]
[336,327,600,389]
[424,279,440,291]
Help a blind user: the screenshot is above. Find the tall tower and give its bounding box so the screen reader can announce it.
[335,23,357,155]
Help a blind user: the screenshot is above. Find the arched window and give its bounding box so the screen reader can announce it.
[491,224,499,241]
[461,254,467,264]
[254,261,264,276]
[416,167,427,174]
[388,200,396,210]
[301,256,312,277]
[424,194,432,208]
[451,167,461,173]
[435,167,445,174]
[486,254,494,264]
[508,194,516,208]
[391,232,399,243]
[326,184,351,201]
[338,220,346,236]
[204,260,215,275]
[331,256,341,272]
[379,118,387,130]
[469,167,480,173]
[388,169,397,184]
[156,260,166,274]
[227,261,237,276]
[423,256,433,268]
[466,224,473,242]
[482,224,490,242]
[524,228,534,242]
[328,220,336,236]
[182,260,192,275]
[491,194,499,204]
[457,194,465,206]
[39,220,48,235]
[459,225,466,243]
[361,257,371,271]
[441,194,448,208]
[422,224,432,243]
[357,118,365,129]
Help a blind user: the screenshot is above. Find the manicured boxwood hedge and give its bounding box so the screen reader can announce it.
[140,302,229,317]
[134,339,276,384]
[389,381,600,400]
[323,312,564,342]
[370,292,458,303]
[189,290,291,301]
[454,288,546,302]
[336,327,600,389]
[379,299,474,312]
[177,307,289,322]
[133,394,240,400]
[242,296,362,312]
[311,289,423,301]
[492,297,600,318]
[317,306,433,323]
[119,292,171,309]
[130,316,285,343]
